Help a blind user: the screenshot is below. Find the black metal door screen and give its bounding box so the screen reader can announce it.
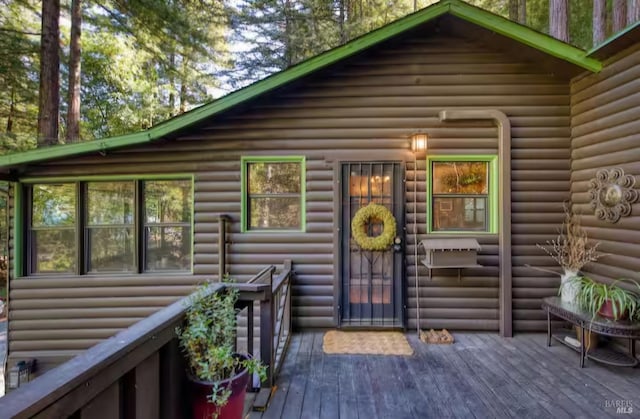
[340,162,404,327]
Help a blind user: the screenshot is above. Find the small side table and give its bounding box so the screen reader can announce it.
[541,296,640,368]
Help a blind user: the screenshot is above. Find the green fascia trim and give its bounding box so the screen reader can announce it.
[448,2,601,72]
[587,20,640,57]
[426,155,498,235]
[240,156,306,233]
[16,174,195,275]
[0,0,601,169]
[13,184,24,278]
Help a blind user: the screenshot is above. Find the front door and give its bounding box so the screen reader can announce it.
[340,162,404,327]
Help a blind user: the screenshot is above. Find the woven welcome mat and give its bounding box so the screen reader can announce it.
[322,330,413,355]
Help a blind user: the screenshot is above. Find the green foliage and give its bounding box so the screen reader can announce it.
[176,281,266,411]
[566,276,640,321]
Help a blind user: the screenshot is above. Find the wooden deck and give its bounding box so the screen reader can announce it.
[248,332,640,419]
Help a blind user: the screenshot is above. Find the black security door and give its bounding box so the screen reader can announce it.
[340,162,404,327]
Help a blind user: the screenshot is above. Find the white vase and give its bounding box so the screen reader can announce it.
[560,270,580,303]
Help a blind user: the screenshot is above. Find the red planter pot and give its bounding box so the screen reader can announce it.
[598,299,628,320]
[188,355,250,419]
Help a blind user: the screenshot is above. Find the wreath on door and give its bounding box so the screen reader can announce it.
[351,203,396,251]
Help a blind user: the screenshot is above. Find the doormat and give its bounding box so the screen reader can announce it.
[420,329,454,344]
[322,331,413,355]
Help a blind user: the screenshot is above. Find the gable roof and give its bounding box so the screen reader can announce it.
[0,0,602,170]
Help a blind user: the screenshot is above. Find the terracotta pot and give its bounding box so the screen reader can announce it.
[597,299,628,320]
[188,354,250,419]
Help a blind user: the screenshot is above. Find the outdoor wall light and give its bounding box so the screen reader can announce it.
[410,133,428,153]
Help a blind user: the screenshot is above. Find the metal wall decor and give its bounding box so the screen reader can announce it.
[589,168,638,223]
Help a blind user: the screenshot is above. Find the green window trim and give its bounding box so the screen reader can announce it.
[426,155,498,235]
[241,156,306,233]
[16,174,195,276]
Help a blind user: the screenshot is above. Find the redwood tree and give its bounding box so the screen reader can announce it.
[66,0,82,143]
[593,0,606,46]
[549,0,569,42]
[613,0,628,32]
[37,0,60,146]
[629,0,640,25]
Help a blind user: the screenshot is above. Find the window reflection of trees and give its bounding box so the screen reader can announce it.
[28,179,192,274]
[30,183,77,273]
[247,162,301,229]
[144,180,192,271]
[87,182,135,272]
[432,162,489,232]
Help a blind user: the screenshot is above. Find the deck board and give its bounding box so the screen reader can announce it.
[249,332,639,419]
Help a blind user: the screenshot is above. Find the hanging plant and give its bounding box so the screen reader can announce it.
[351,203,396,251]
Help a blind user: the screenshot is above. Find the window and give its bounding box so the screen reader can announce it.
[427,156,497,233]
[25,177,192,275]
[241,157,305,232]
[144,180,192,271]
[29,183,77,273]
[86,182,135,272]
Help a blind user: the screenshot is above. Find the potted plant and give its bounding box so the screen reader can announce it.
[537,207,603,303]
[567,276,640,321]
[176,282,266,419]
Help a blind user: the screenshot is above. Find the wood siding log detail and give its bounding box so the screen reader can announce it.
[6,35,572,373]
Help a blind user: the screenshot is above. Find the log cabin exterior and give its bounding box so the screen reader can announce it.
[0,0,639,380]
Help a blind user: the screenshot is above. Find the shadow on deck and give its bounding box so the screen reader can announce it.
[248,331,640,419]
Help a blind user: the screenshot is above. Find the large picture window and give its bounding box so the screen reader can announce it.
[241,157,305,232]
[427,156,497,233]
[26,177,192,275]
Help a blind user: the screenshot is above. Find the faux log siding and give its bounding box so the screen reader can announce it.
[570,44,640,287]
[7,35,572,365]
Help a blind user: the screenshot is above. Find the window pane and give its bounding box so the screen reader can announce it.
[32,229,76,273]
[87,182,134,225]
[88,228,135,272]
[248,162,301,194]
[32,184,76,226]
[432,162,488,194]
[249,197,301,229]
[145,180,192,223]
[146,226,191,271]
[433,197,487,231]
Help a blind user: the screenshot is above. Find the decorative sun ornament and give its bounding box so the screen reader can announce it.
[589,168,638,223]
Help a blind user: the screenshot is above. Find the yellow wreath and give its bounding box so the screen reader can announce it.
[351,203,397,251]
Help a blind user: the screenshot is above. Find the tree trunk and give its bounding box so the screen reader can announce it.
[549,0,569,42]
[593,0,607,45]
[613,0,628,32]
[66,0,82,143]
[179,56,188,114]
[339,0,346,44]
[518,0,526,24]
[37,0,61,146]
[629,0,640,24]
[6,88,15,133]
[509,0,518,21]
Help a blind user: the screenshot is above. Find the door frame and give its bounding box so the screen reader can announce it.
[332,160,406,329]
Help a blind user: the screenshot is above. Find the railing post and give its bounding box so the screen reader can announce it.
[218,214,230,281]
[260,269,274,388]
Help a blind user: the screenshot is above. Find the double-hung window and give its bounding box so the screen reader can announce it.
[427,156,497,234]
[25,177,192,275]
[29,183,77,274]
[241,157,305,232]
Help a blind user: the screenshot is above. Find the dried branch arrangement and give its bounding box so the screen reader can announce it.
[537,206,604,272]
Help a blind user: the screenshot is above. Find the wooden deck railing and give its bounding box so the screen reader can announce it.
[0,261,293,418]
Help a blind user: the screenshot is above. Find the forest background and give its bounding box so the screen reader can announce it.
[0,0,637,154]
